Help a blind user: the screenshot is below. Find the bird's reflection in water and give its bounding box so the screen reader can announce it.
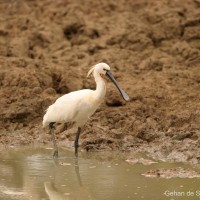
[44,181,76,200]
[44,157,93,200]
[74,158,82,187]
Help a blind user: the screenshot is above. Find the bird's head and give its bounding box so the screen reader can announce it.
[87,62,130,101]
[87,62,110,77]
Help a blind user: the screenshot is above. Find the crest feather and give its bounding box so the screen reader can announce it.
[87,66,95,77]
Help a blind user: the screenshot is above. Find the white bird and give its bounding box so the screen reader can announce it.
[43,62,129,157]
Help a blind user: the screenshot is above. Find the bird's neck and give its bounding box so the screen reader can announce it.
[94,72,106,100]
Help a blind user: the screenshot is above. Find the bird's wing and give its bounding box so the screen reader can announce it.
[43,89,94,125]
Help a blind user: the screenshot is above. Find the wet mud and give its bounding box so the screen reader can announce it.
[0,0,200,165]
[142,167,200,178]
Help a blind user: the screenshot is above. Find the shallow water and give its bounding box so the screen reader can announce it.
[0,147,200,200]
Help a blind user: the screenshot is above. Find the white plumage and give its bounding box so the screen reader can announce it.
[43,62,129,157]
[43,89,102,127]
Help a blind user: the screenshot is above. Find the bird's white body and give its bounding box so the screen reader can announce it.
[43,89,104,127]
[43,63,108,128]
[43,62,129,157]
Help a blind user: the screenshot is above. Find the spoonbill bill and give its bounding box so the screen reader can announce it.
[43,62,129,157]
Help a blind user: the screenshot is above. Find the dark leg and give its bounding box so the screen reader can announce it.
[49,122,58,157]
[74,127,81,157]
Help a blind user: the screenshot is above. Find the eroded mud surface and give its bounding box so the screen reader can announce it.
[0,0,200,165]
[142,167,200,178]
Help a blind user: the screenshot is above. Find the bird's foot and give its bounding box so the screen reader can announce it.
[53,150,58,158]
[74,145,79,157]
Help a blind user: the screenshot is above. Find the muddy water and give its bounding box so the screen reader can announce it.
[0,148,200,200]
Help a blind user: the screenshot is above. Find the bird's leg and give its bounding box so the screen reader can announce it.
[74,127,81,157]
[49,122,58,157]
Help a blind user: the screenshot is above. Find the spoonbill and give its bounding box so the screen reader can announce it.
[43,62,129,157]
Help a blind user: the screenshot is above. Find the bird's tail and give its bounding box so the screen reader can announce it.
[42,113,49,128]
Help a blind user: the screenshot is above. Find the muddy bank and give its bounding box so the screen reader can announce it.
[0,0,200,165]
[142,167,200,178]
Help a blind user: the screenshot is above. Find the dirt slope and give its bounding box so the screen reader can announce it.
[0,0,200,164]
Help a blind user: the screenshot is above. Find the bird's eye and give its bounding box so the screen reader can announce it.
[103,68,107,71]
